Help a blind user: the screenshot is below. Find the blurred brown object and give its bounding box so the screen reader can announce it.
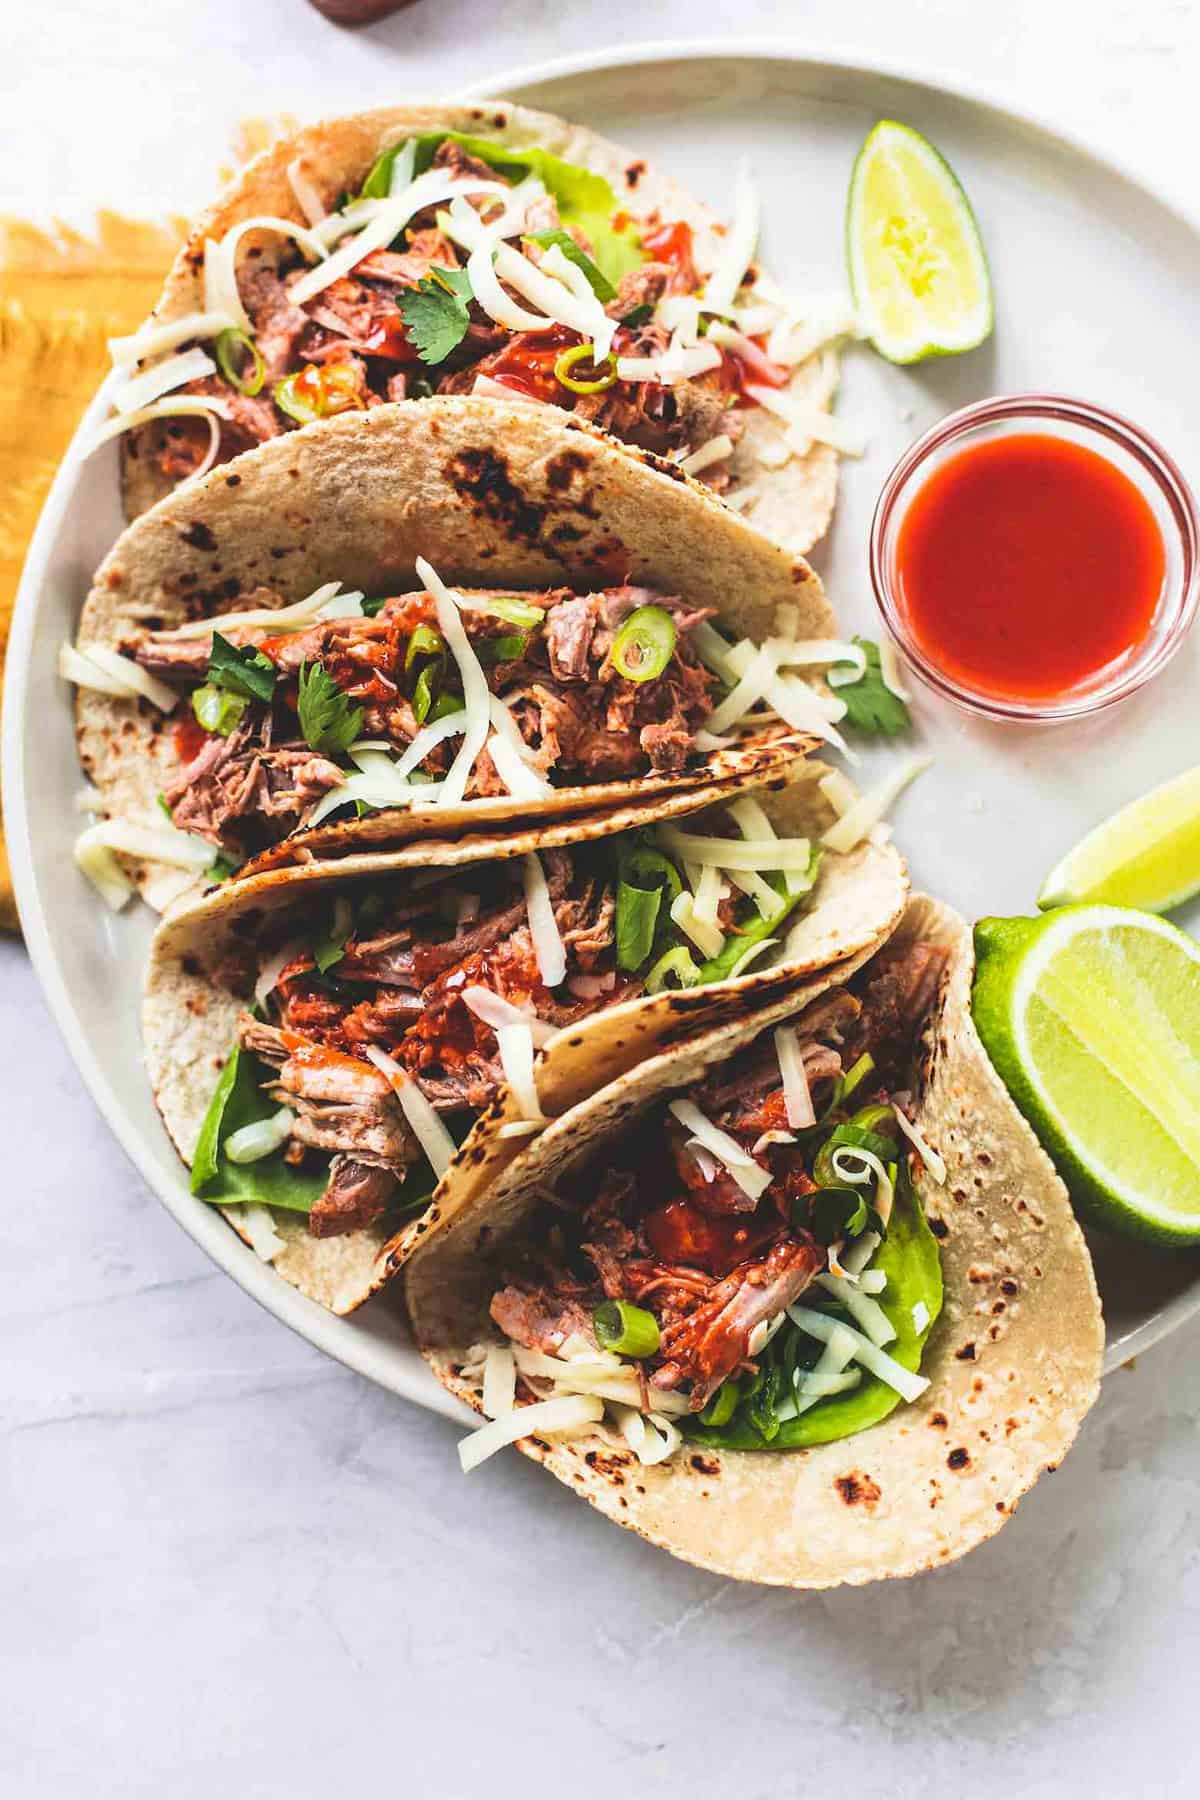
[307,0,415,21]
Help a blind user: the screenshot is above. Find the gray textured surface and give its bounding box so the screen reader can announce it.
[5,3,1200,1794]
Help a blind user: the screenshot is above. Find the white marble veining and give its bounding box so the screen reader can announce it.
[5,5,1200,1795]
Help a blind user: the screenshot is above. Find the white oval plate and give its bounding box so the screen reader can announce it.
[7,45,1200,1406]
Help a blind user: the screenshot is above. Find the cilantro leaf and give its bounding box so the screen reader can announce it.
[296,661,363,755]
[396,268,473,365]
[208,632,276,703]
[833,637,912,736]
[526,228,616,302]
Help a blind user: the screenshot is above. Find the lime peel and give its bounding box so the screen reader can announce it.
[847,120,993,365]
[1039,764,1200,913]
[973,905,1200,1244]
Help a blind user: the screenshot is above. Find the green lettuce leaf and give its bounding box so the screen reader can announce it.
[364,132,645,287]
[190,1044,324,1213]
[687,1163,943,1451]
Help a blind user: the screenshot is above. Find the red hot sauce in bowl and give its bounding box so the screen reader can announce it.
[895,433,1164,701]
[870,396,1199,723]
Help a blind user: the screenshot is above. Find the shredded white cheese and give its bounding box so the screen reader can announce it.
[286,157,327,227]
[668,1099,771,1202]
[658,825,812,874]
[481,1344,517,1420]
[678,433,735,477]
[744,383,865,457]
[459,1393,604,1473]
[892,1104,947,1185]
[70,645,178,713]
[701,162,760,315]
[364,1045,457,1178]
[821,755,932,854]
[204,217,330,331]
[522,851,567,988]
[787,1305,929,1404]
[415,557,491,807]
[774,1025,816,1128]
[231,1203,286,1263]
[108,310,237,370]
[83,395,229,465]
[461,986,556,1048]
[75,817,214,872]
[73,833,135,911]
[225,1107,296,1165]
[815,1271,897,1347]
[111,346,216,416]
[496,1023,546,1124]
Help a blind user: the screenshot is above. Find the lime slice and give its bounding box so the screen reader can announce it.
[846,120,993,364]
[973,906,1200,1243]
[1039,766,1200,913]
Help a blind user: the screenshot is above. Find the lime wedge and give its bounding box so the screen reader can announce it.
[846,120,993,364]
[1039,766,1200,913]
[973,906,1200,1243]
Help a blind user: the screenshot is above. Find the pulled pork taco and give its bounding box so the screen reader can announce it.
[99,101,852,551]
[408,896,1103,1588]
[141,767,906,1315]
[66,398,847,900]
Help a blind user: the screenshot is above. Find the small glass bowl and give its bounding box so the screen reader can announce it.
[869,393,1200,723]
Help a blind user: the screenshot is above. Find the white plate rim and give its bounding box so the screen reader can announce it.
[6,39,1197,1392]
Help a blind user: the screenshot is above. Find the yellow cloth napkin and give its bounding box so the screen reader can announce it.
[0,119,295,932]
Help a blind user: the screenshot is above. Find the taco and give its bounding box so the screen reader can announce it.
[67,397,848,898]
[101,101,851,551]
[141,766,906,1315]
[408,895,1103,1588]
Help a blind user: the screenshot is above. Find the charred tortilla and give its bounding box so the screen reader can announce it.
[408,896,1103,1588]
[76,397,833,893]
[120,100,841,554]
[141,766,906,1314]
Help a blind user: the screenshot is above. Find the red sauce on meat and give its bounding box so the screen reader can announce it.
[483,324,580,403]
[360,313,420,363]
[640,219,697,289]
[642,1196,779,1277]
[172,712,210,765]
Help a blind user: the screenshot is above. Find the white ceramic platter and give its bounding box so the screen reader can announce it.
[7,46,1200,1414]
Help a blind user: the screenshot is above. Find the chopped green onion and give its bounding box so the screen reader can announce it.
[477,632,529,665]
[593,1300,661,1358]
[554,342,618,394]
[645,944,703,993]
[610,605,677,683]
[477,596,546,630]
[813,1122,897,1188]
[831,1052,875,1111]
[411,661,442,724]
[699,1379,740,1427]
[846,1102,898,1137]
[192,683,247,737]
[272,370,322,425]
[404,623,444,672]
[429,688,463,722]
[215,327,265,397]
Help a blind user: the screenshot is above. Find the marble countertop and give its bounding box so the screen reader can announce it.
[6,4,1200,1795]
